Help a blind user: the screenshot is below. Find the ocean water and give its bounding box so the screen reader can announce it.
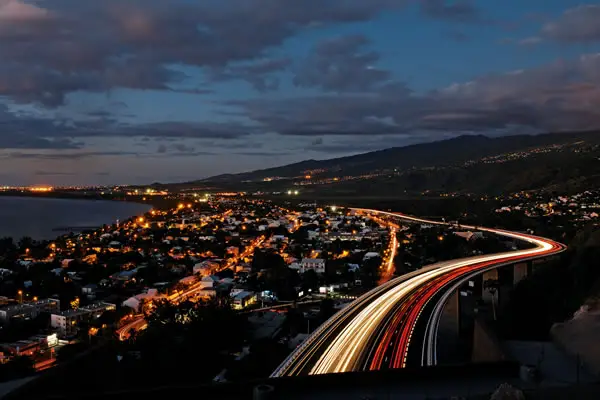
[0,197,151,240]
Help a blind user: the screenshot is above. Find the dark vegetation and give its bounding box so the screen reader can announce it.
[498,228,600,340]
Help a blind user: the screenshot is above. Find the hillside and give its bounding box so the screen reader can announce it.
[179,130,600,196]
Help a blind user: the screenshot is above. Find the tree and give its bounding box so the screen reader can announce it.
[302,269,319,290]
[318,297,336,322]
[360,256,382,288]
[17,236,34,253]
[131,299,247,383]
[0,237,15,253]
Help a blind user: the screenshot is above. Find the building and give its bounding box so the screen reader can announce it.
[226,246,240,256]
[199,287,217,298]
[51,302,115,338]
[81,284,98,299]
[0,334,58,358]
[0,298,60,325]
[122,289,159,312]
[193,260,219,276]
[300,258,326,274]
[232,291,257,310]
[200,275,220,289]
[363,252,380,261]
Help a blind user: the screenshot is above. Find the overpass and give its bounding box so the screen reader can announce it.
[272,208,565,377]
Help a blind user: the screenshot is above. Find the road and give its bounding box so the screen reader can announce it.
[271,208,565,377]
[378,225,398,284]
[116,316,148,341]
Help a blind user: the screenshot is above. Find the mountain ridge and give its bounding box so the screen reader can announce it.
[196,131,600,185]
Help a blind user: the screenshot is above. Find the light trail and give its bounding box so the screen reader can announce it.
[272,208,565,377]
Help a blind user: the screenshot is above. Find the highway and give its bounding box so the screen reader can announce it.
[271,208,565,377]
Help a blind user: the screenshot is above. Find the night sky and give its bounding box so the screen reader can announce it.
[0,0,599,185]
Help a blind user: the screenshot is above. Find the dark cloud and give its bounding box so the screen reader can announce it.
[0,101,254,150]
[234,151,293,157]
[542,5,600,43]
[294,34,392,92]
[34,171,77,176]
[156,142,214,156]
[125,121,253,140]
[7,150,141,160]
[208,58,292,92]
[0,0,403,106]
[0,105,82,149]
[172,143,196,153]
[420,0,479,22]
[229,53,600,138]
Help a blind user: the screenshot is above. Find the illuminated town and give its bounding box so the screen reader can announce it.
[0,192,524,385]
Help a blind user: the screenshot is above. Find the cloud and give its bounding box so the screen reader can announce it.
[6,150,141,160]
[0,0,50,22]
[0,105,83,149]
[208,58,292,92]
[34,171,77,176]
[542,5,600,43]
[294,34,393,92]
[172,143,195,153]
[124,121,253,140]
[420,0,480,22]
[229,53,600,139]
[518,36,542,46]
[0,98,258,151]
[0,0,403,106]
[234,151,293,157]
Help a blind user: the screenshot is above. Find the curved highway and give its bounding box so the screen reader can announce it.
[272,208,565,377]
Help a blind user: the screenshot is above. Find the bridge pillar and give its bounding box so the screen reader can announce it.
[496,266,513,311]
[438,281,480,364]
[441,289,460,336]
[481,270,498,303]
[437,288,462,363]
[513,262,528,286]
[532,258,546,274]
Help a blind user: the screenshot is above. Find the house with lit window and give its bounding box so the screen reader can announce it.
[50,302,115,338]
[299,258,326,274]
